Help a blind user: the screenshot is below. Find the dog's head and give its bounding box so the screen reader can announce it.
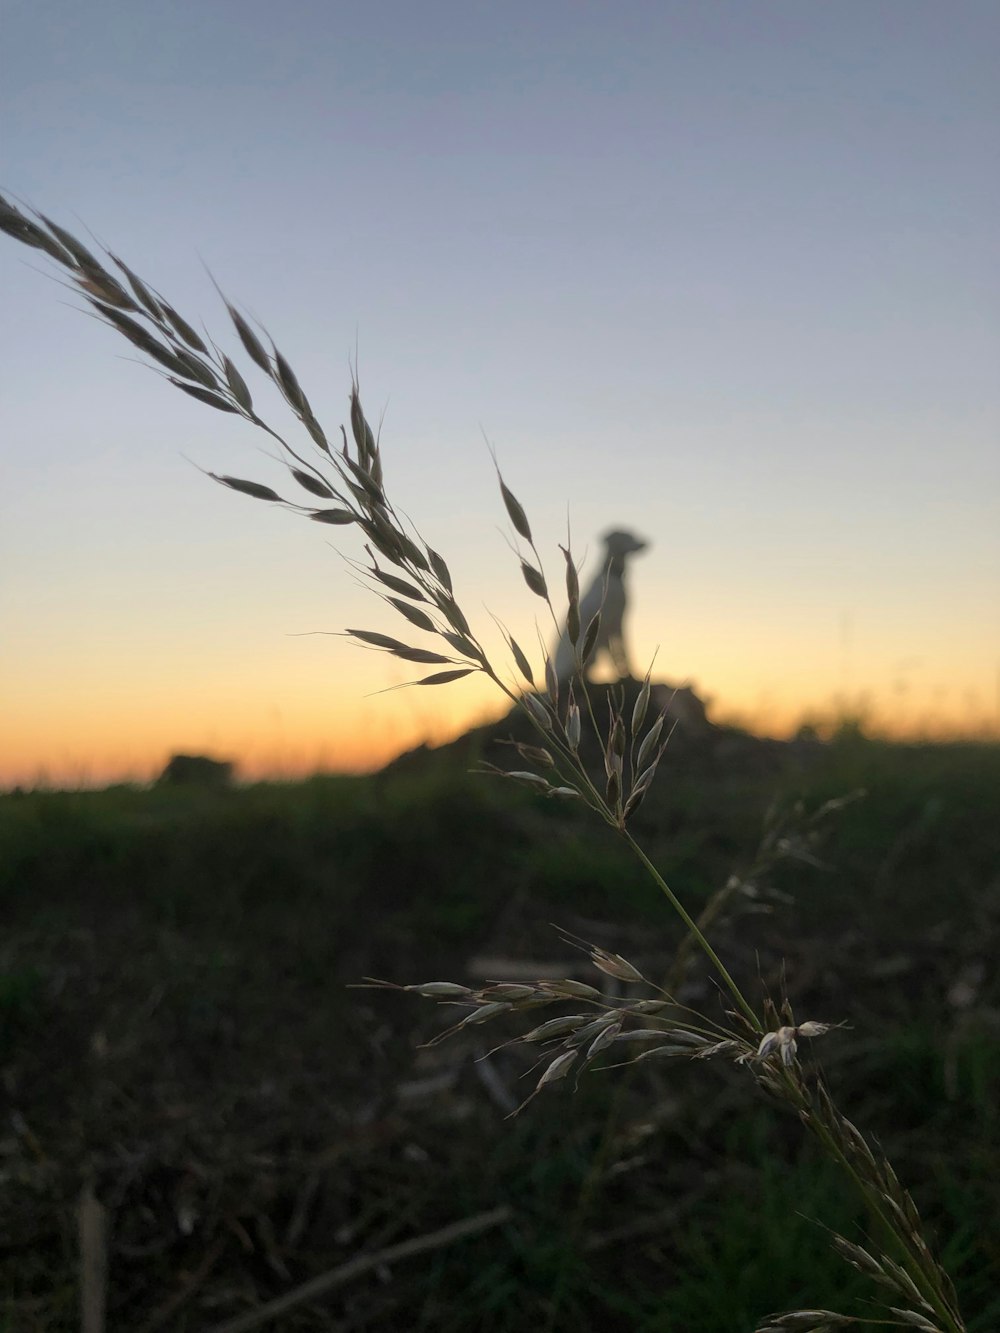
[601,529,649,559]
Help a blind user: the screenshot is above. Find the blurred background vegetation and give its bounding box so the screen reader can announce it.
[2,726,999,1330]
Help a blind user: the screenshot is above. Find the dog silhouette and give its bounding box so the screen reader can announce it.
[553,529,648,683]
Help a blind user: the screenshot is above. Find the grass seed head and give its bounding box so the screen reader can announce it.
[591,949,644,984]
[310,507,355,525]
[499,476,532,542]
[565,1013,621,1047]
[457,1001,511,1027]
[536,1048,578,1088]
[580,610,601,663]
[521,693,553,731]
[404,982,474,999]
[522,1013,591,1042]
[480,984,539,1001]
[566,692,581,750]
[585,1020,624,1059]
[538,979,605,1002]
[520,561,548,599]
[635,714,665,770]
[507,634,535,686]
[227,304,272,372]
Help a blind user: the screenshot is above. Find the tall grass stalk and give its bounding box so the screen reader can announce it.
[0,192,967,1333]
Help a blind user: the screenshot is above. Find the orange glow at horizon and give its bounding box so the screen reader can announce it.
[5,669,998,791]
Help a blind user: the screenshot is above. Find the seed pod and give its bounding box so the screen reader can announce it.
[403,982,473,998]
[631,672,652,738]
[796,1021,834,1039]
[585,1020,624,1059]
[566,691,581,750]
[169,379,240,412]
[636,714,665,771]
[515,743,555,768]
[612,1028,707,1046]
[581,611,601,664]
[482,984,538,1001]
[227,304,272,372]
[441,632,480,659]
[562,547,581,644]
[210,473,282,501]
[622,788,646,821]
[426,547,453,592]
[692,1039,745,1060]
[457,1001,511,1027]
[291,468,335,499]
[310,508,356,525]
[389,598,436,632]
[631,758,660,796]
[36,211,102,270]
[566,1013,620,1047]
[162,302,208,353]
[505,771,551,790]
[499,476,532,541]
[304,412,330,453]
[415,668,476,685]
[521,693,553,731]
[538,979,605,1002]
[350,389,369,460]
[223,356,254,413]
[591,950,644,984]
[544,655,558,708]
[522,1014,591,1042]
[521,562,547,599]
[508,635,534,686]
[169,347,216,391]
[439,597,472,637]
[397,532,430,572]
[369,568,424,600]
[111,255,162,318]
[270,350,307,414]
[534,1049,577,1089]
[610,716,625,759]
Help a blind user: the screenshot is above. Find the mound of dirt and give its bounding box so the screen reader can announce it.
[383,677,821,784]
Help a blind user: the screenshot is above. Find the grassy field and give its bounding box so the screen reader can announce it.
[2,729,999,1331]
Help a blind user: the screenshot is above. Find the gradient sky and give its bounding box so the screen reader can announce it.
[2,1,998,786]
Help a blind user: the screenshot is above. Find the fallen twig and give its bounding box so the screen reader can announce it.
[137,1237,226,1333]
[206,1204,513,1333]
[78,1179,108,1333]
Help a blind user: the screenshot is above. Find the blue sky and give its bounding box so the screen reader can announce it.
[2,1,998,782]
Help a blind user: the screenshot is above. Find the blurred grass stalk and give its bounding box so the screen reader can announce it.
[0,191,968,1333]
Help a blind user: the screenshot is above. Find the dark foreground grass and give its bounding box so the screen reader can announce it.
[2,737,999,1330]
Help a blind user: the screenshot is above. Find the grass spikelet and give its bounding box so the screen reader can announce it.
[225,303,272,372]
[498,475,532,542]
[520,561,547,599]
[506,634,534,687]
[387,599,436,632]
[412,668,476,686]
[580,610,601,663]
[171,380,240,413]
[290,468,335,499]
[309,507,355,524]
[223,355,254,413]
[209,474,283,502]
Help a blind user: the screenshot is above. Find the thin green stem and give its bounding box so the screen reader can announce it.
[620,828,762,1033]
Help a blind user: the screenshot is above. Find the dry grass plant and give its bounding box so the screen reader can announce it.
[0,191,968,1333]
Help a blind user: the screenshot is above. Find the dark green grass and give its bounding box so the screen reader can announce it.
[1,738,998,1329]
